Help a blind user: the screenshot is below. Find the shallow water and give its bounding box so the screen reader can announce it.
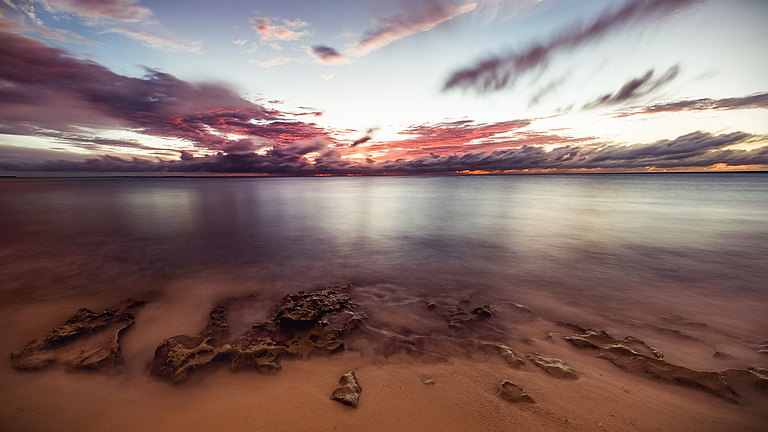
[1,173,766,308]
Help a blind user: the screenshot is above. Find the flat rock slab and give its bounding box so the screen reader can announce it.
[561,325,740,403]
[497,380,534,403]
[152,286,365,383]
[331,371,362,407]
[526,353,579,379]
[10,299,145,370]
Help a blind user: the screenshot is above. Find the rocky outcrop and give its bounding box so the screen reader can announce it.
[11,299,145,370]
[330,371,362,407]
[497,380,534,403]
[526,353,578,379]
[477,341,525,368]
[722,367,768,392]
[561,325,740,402]
[561,326,664,359]
[152,287,365,383]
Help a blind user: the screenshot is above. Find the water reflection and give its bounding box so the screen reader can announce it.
[0,174,766,324]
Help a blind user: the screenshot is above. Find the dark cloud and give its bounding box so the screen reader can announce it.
[351,128,378,147]
[4,132,765,174]
[617,92,768,116]
[444,0,697,92]
[584,65,680,109]
[0,29,333,154]
[309,45,346,64]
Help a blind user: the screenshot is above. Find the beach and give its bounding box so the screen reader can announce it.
[1,174,767,431]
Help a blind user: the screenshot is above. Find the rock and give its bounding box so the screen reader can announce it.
[598,345,739,402]
[477,341,525,368]
[563,327,663,359]
[722,367,768,392]
[497,380,534,403]
[152,286,365,383]
[421,378,436,384]
[526,353,579,379]
[561,325,740,402]
[425,300,494,329]
[10,299,145,371]
[330,371,362,407]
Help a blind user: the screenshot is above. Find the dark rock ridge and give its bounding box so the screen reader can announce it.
[11,299,145,370]
[152,287,365,383]
[497,380,534,403]
[330,371,362,407]
[561,324,740,403]
[526,353,579,379]
[721,367,768,392]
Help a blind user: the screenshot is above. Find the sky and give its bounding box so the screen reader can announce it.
[0,0,767,175]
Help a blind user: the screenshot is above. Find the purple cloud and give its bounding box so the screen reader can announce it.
[444,0,698,92]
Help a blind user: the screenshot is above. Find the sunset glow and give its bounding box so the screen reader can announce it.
[0,0,766,175]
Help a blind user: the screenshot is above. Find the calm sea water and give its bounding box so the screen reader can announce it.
[1,173,767,337]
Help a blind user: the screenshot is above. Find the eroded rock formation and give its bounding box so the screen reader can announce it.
[561,324,740,402]
[152,287,365,383]
[11,299,145,370]
[330,371,362,407]
[526,353,579,379]
[497,380,534,403]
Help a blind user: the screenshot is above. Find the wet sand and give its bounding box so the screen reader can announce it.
[1,283,766,432]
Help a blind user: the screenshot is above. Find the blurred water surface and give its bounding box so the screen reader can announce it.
[0,174,766,331]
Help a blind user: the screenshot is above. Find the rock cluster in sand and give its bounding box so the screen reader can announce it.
[152,287,365,382]
[10,299,145,370]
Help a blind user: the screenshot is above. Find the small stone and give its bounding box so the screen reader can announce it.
[421,378,436,384]
[331,371,362,408]
[497,380,534,403]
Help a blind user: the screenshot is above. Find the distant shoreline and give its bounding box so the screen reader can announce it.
[1,171,767,179]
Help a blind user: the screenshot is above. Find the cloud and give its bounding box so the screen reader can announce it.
[351,128,378,147]
[320,73,333,80]
[309,45,347,64]
[0,14,97,45]
[102,28,203,52]
[444,0,698,92]
[5,0,201,52]
[351,1,477,57]
[584,65,679,109]
[311,1,477,63]
[0,29,333,154]
[29,0,153,22]
[251,15,309,41]
[617,92,768,116]
[250,56,296,68]
[4,132,766,174]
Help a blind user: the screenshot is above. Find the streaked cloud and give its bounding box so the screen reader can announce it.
[102,28,202,52]
[351,1,477,57]
[584,65,680,109]
[444,0,699,92]
[311,1,477,63]
[617,92,768,117]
